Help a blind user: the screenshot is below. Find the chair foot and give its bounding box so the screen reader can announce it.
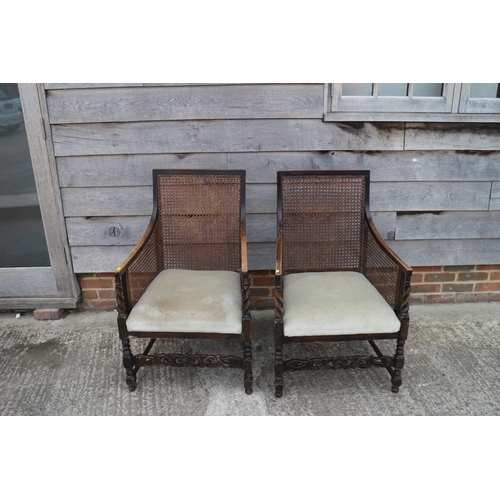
[125,371,137,391]
[391,370,402,393]
[275,386,283,398]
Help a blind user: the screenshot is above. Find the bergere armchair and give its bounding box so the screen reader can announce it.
[274,170,412,397]
[115,170,252,394]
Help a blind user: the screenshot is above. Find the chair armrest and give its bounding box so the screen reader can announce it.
[115,220,157,277]
[275,219,283,277]
[241,220,248,274]
[114,220,159,311]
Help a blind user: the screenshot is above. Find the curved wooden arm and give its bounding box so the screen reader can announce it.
[241,220,248,274]
[115,219,157,278]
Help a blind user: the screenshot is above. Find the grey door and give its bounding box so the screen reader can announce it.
[0,84,79,309]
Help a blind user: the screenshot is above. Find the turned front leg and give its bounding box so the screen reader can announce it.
[121,338,137,392]
[391,339,405,393]
[274,323,284,398]
[243,340,253,395]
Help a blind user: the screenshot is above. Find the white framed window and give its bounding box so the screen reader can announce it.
[459,83,500,114]
[324,83,500,122]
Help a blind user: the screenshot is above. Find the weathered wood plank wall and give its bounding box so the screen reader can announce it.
[43,84,500,272]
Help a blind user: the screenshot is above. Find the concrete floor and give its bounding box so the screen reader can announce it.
[0,303,499,415]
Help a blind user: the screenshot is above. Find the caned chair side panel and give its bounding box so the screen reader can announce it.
[128,227,159,307]
[363,228,399,309]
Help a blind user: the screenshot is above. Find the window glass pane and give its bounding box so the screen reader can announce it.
[377,83,408,96]
[413,83,443,97]
[470,83,500,98]
[342,83,372,96]
[0,83,50,267]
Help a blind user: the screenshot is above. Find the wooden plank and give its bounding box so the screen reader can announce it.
[489,199,500,210]
[45,84,240,90]
[248,243,275,270]
[324,111,500,123]
[370,182,491,212]
[490,184,500,209]
[371,212,396,240]
[0,297,79,309]
[0,268,58,297]
[61,182,491,218]
[70,242,276,273]
[72,245,132,273]
[328,151,500,182]
[405,123,500,150]
[248,214,275,243]
[66,217,150,246]
[57,151,500,188]
[71,237,500,273]
[396,211,500,240]
[61,187,153,217]
[62,185,274,216]
[65,212,392,248]
[52,120,405,156]
[388,239,500,267]
[247,185,275,214]
[44,83,144,89]
[46,85,324,123]
[57,153,230,187]
[66,214,276,246]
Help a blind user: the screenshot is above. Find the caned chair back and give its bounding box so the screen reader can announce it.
[278,171,368,276]
[127,170,245,306]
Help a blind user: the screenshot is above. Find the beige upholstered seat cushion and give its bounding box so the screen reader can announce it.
[126,269,242,334]
[283,271,400,337]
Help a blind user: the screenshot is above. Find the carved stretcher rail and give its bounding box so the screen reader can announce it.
[284,355,394,371]
[134,353,244,369]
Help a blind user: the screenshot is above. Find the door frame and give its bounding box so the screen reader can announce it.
[0,83,80,309]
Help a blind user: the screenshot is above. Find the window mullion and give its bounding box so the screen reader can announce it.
[408,83,414,98]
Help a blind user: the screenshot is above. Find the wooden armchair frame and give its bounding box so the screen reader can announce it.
[273,170,412,397]
[115,170,252,394]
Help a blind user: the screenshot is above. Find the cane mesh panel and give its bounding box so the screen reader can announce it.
[280,174,366,274]
[156,174,241,272]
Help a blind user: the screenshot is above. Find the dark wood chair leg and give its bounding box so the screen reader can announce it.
[243,341,253,395]
[391,338,405,393]
[121,338,137,392]
[274,323,284,398]
[274,347,284,398]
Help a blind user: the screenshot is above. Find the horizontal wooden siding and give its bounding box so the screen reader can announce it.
[43,84,500,273]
